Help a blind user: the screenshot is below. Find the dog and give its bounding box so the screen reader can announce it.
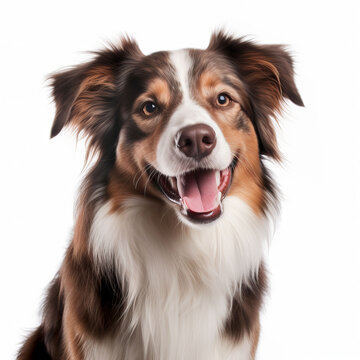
[17,31,303,360]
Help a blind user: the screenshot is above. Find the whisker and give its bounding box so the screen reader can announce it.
[143,167,157,196]
[159,204,173,224]
[238,153,260,179]
[133,164,152,190]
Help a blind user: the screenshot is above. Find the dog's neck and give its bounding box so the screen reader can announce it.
[86,195,269,359]
[91,195,268,281]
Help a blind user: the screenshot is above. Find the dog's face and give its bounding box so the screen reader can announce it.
[116,49,251,225]
[50,33,303,225]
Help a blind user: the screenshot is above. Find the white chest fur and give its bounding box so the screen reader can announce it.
[88,196,269,360]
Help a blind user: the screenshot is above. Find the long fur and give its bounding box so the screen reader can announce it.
[17,31,303,360]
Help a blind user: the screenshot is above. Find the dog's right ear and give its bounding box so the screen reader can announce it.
[208,31,303,160]
[49,38,142,152]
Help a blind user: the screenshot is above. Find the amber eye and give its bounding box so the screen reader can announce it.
[142,101,157,116]
[216,93,231,107]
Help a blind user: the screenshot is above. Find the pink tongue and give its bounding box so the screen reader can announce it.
[178,170,219,213]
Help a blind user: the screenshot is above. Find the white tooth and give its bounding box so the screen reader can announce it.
[176,175,181,189]
[177,174,185,187]
[181,199,188,214]
[216,171,220,187]
[170,177,176,191]
[217,191,222,202]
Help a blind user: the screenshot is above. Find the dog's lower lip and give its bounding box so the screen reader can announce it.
[184,205,223,223]
[147,161,235,223]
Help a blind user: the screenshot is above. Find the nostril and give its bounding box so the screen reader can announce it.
[185,138,192,146]
[202,135,213,145]
[177,136,193,149]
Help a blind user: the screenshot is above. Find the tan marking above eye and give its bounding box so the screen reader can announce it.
[134,78,171,115]
[200,71,220,89]
[197,70,242,109]
[149,79,171,105]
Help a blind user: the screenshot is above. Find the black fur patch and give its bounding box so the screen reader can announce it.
[224,264,267,341]
[123,118,150,144]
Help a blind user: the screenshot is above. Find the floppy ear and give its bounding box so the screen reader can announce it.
[49,38,142,156]
[208,31,304,160]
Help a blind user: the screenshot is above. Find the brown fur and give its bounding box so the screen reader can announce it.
[224,264,267,342]
[191,56,270,214]
[18,32,303,359]
[208,32,303,160]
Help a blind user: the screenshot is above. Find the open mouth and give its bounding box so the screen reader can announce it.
[148,160,236,223]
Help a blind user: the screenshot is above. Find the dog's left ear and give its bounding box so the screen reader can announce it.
[208,31,304,160]
[49,38,142,155]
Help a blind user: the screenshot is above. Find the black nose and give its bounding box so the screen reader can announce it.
[177,124,217,160]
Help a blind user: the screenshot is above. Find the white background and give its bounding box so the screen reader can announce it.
[1,0,359,359]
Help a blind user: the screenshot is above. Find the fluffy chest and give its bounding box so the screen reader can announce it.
[88,195,267,359]
[85,332,253,360]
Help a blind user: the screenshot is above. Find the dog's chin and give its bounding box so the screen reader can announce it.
[147,160,236,226]
[174,204,224,228]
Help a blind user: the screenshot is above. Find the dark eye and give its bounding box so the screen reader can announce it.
[216,93,231,107]
[142,101,157,116]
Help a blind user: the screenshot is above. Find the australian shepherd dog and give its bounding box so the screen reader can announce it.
[18,31,303,360]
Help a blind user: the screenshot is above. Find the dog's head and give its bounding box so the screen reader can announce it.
[50,32,303,226]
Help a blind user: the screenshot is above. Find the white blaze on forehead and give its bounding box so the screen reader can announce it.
[155,49,233,176]
[169,49,192,99]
